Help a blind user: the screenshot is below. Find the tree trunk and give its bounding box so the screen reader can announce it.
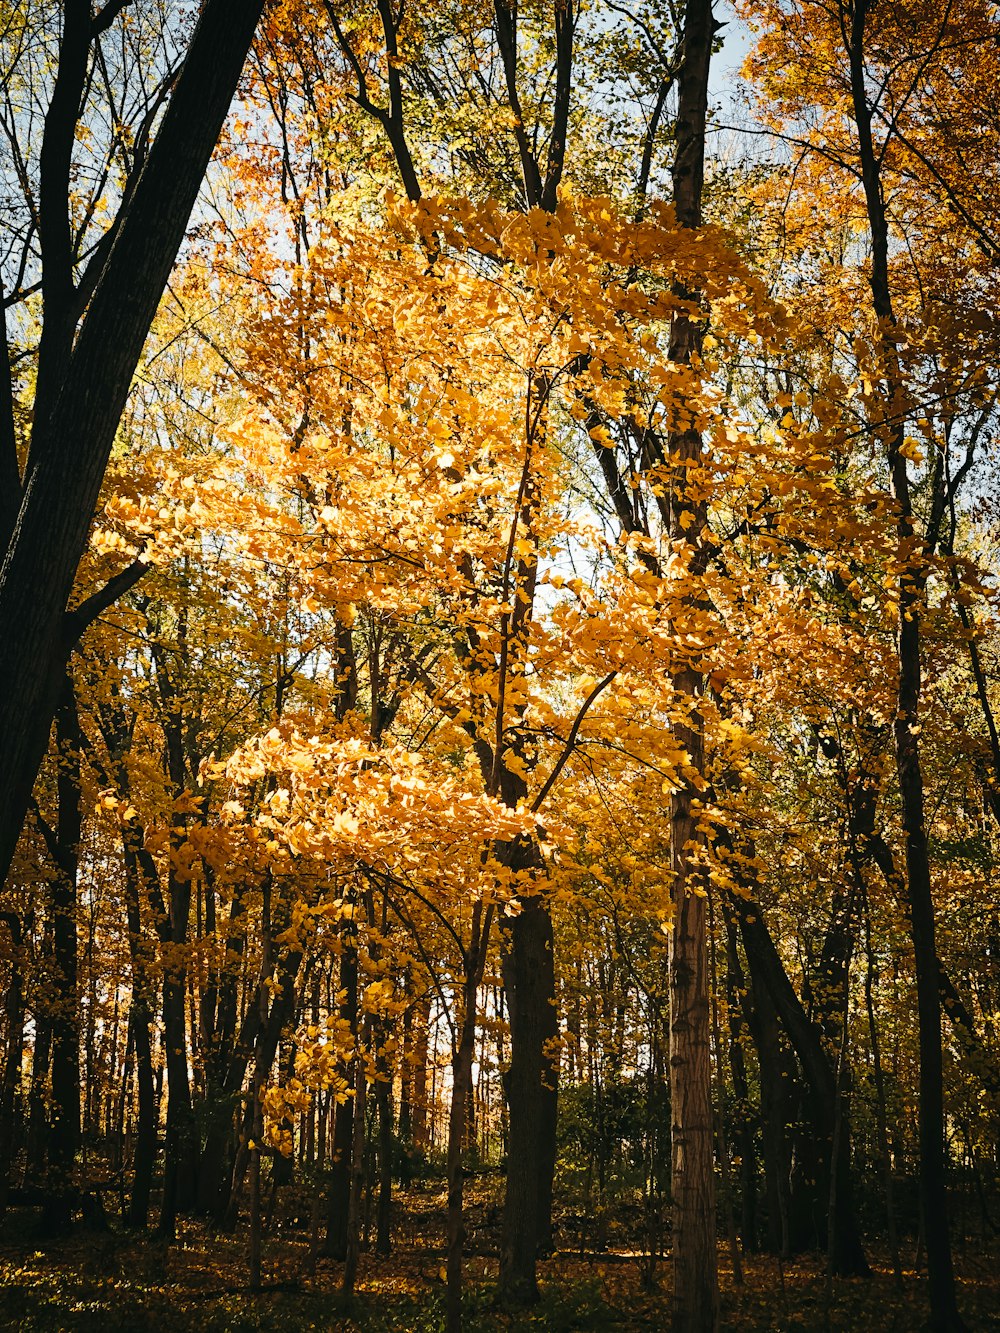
[723,913,759,1253]
[159,853,198,1233]
[499,857,558,1308]
[447,988,478,1333]
[41,675,83,1237]
[342,1037,368,1299]
[863,894,902,1285]
[669,868,717,1330]
[196,888,251,1216]
[411,991,431,1152]
[0,914,24,1215]
[0,0,266,889]
[128,996,157,1229]
[846,6,965,1323]
[222,940,303,1228]
[447,902,493,1333]
[374,1058,393,1257]
[731,888,870,1274]
[92,705,159,1227]
[325,931,359,1259]
[26,1004,52,1178]
[665,2,718,1325]
[159,967,196,1238]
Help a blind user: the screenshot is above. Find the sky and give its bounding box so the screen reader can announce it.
[709,1,755,114]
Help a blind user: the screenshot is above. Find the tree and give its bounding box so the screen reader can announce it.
[662,1,719,1326]
[0,0,266,888]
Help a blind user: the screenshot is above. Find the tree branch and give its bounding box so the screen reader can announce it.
[92,0,133,35]
[532,671,616,813]
[62,556,149,649]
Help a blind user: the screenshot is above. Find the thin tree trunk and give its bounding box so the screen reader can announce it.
[863,892,902,1286]
[325,929,359,1259]
[447,902,494,1333]
[447,991,478,1333]
[196,887,251,1216]
[26,1004,52,1178]
[374,1058,393,1257]
[411,990,430,1152]
[41,673,83,1237]
[847,7,965,1324]
[723,912,759,1254]
[666,2,718,1325]
[0,914,24,1215]
[709,890,742,1286]
[248,962,268,1293]
[159,942,196,1233]
[342,1036,368,1300]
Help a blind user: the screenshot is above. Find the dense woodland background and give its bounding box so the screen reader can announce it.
[1,1,999,1329]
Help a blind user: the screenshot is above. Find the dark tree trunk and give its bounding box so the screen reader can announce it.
[499,849,558,1308]
[341,1035,368,1300]
[159,966,196,1238]
[158,856,197,1232]
[0,913,24,1214]
[665,2,718,1325]
[41,674,83,1237]
[447,981,479,1333]
[411,990,430,1152]
[846,5,965,1323]
[446,902,493,1333]
[398,979,414,1145]
[128,995,156,1229]
[731,890,869,1275]
[374,1058,393,1257]
[0,0,266,889]
[325,932,359,1259]
[196,890,251,1216]
[723,913,759,1253]
[753,976,794,1258]
[26,1005,52,1178]
[90,700,158,1227]
[221,941,303,1228]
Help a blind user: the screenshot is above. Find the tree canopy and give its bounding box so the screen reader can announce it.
[1,3,999,1331]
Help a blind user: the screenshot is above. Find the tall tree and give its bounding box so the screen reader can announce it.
[0,0,266,886]
[665,1,719,1327]
[844,4,964,1324]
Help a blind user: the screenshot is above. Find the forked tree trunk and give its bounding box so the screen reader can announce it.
[729,885,870,1274]
[0,0,266,889]
[222,939,303,1229]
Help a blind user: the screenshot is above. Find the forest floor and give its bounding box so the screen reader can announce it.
[0,1179,998,1331]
